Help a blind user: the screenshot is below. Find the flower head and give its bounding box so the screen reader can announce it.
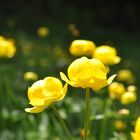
[131,117,140,140]
[23,72,38,81]
[93,45,121,65]
[60,57,116,90]
[118,108,130,116]
[68,23,80,37]
[114,120,126,131]
[127,85,137,92]
[25,77,67,113]
[108,82,126,99]
[117,69,135,83]
[120,91,136,105]
[0,36,16,58]
[69,40,96,56]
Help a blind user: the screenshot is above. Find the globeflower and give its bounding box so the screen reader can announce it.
[131,117,140,140]
[114,120,126,131]
[93,45,121,65]
[120,91,136,105]
[60,57,116,90]
[117,69,135,83]
[25,77,67,113]
[108,82,126,99]
[127,85,137,92]
[69,40,96,56]
[0,36,16,58]
[23,72,38,81]
[68,23,80,37]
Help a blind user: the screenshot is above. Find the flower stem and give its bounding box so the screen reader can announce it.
[84,88,90,140]
[51,104,72,140]
[100,98,113,140]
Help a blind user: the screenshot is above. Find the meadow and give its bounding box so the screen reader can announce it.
[0,15,140,140]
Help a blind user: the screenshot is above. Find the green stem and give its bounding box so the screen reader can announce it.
[100,98,113,140]
[84,88,90,140]
[51,104,72,140]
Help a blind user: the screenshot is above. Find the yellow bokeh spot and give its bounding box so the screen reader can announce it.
[37,26,49,37]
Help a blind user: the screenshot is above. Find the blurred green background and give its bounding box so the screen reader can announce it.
[0,0,140,140]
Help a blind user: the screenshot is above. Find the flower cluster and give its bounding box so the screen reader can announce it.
[69,40,120,65]
[25,56,116,113]
[24,39,138,139]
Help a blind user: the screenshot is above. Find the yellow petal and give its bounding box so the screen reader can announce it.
[58,83,68,101]
[25,106,46,113]
[60,72,76,86]
[29,98,46,106]
[107,74,116,85]
[131,132,136,140]
[44,77,62,94]
[92,80,108,91]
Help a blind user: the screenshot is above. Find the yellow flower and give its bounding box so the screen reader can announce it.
[69,40,96,56]
[60,57,116,90]
[114,120,126,131]
[108,82,126,99]
[0,36,16,58]
[37,26,49,37]
[93,45,121,65]
[117,69,135,83]
[25,77,67,113]
[23,72,38,81]
[127,85,137,92]
[68,23,80,37]
[71,29,80,37]
[118,109,130,116]
[80,128,90,137]
[68,23,76,31]
[131,117,140,140]
[120,91,136,105]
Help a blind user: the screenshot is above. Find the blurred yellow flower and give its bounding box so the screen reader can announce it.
[27,59,36,67]
[114,120,126,131]
[131,117,140,140]
[127,85,137,92]
[80,128,90,137]
[69,40,96,56]
[71,29,80,37]
[23,72,38,81]
[37,26,49,37]
[0,36,16,58]
[117,69,135,83]
[93,45,121,65]
[39,58,48,67]
[120,91,136,105]
[68,23,80,37]
[60,57,116,90]
[108,82,126,99]
[68,23,76,31]
[25,77,67,113]
[118,108,130,116]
